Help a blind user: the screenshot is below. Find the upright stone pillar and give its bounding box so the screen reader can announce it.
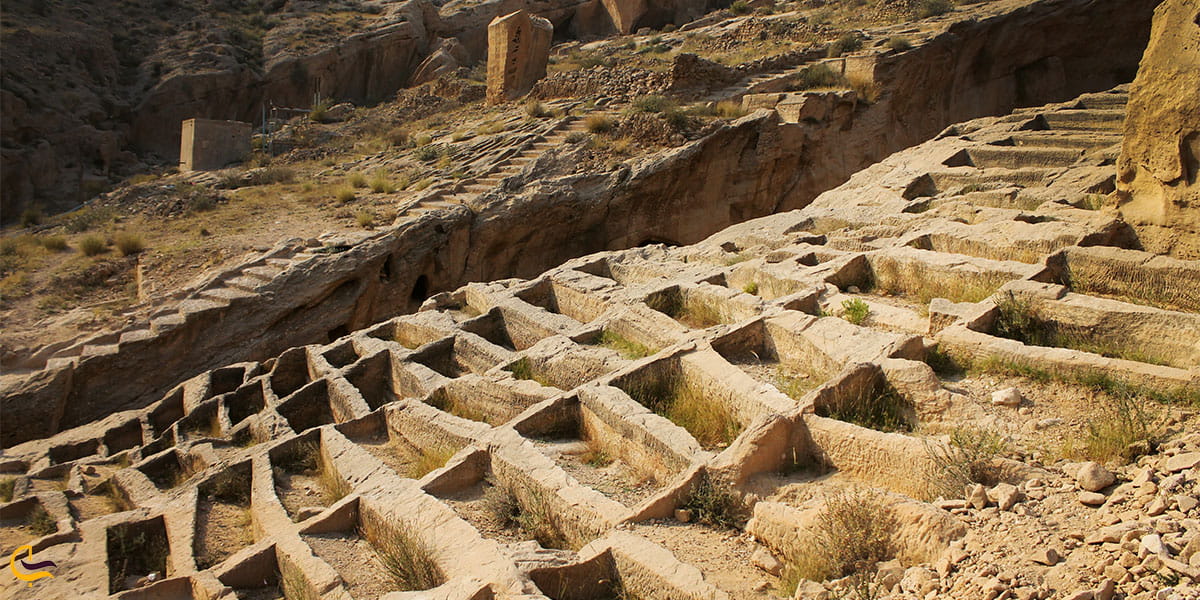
[1115,0,1200,258]
[486,10,553,105]
[601,0,646,35]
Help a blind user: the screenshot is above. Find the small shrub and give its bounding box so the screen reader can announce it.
[436,154,453,169]
[730,0,752,15]
[21,207,42,227]
[204,469,251,505]
[782,489,897,583]
[525,101,550,118]
[514,485,570,549]
[596,329,654,360]
[742,282,759,295]
[370,175,395,193]
[336,188,356,204]
[827,33,864,57]
[818,383,912,433]
[925,428,1009,499]
[477,122,505,135]
[355,210,375,229]
[40,236,68,251]
[716,100,748,119]
[1063,383,1163,464]
[481,483,520,526]
[916,0,954,18]
[847,72,880,103]
[384,126,409,147]
[565,131,588,144]
[632,95,672,114]
[682,475,743,529]
[79,235,106,256]
[113,233,145,257]
[886,36,912,52]
[841,298,869,325]
[414,133,433,146]
[414,145,440,162]
[412,178,435,192]
[580,443,613,468]
[663,108,691,130]
[364,522,444,591]
[792,63,844,90]
[309,101,331,123]
[0,478,13,502]
[348,172,368,188]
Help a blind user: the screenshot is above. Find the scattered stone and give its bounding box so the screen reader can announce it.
[752,547,782,576]
[991,387,1022,407]
[1165,452,1200,473]
[1037,418,1064,430]
[967,484,989,510]
[1094,579,1116,600]
[1079,492,1107,506]
[1077,462,1116,491]
[1175,495,1198,513]
[793,579,829,600]
[674,509,692,523]
[988,483,1022,510]
[295,506,325,521]
[753,580,769,592]
[1029,547,1060,566]
[1141,533,1169,557]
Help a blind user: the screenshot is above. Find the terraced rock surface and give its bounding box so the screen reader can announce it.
[3,88,1198,600]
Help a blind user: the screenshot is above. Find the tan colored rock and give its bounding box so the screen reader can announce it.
[1076,462,1116,491]
[601,0,647,35]
[485,10,552,105]
[1116,0,1200,258]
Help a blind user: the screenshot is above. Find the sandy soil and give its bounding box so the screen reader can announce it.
[195,499,253,569]
[636,520,780,599]
[275,472,330,521]
[304,532,396,599]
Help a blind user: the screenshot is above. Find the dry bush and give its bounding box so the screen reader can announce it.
[1061,383,1164,464]
[79,234,107,256]
[585,115,614,133]
[114,233,145,256]
[846,73,879,103]
[886,36,912,52]
[682,475,744,529]
[40,235,68,251]
[355,210,375,229]
[362,521,444,591]
[782,489,897,585]
[818,383,913,433]
[925,427,1009,499]
[0,478,13,502]
[335,188,356,204]
[525,101,550,118]
[916,0,954,18]
[27,504,56,536]
[370,175,395,193]
[348,172,368,188]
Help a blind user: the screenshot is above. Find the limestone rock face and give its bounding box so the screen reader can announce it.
[601,0,647,34]
[1116,0,1200,258]
[486,11,553,105]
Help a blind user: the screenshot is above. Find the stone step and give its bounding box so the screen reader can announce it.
[1075,92,1129,110]
[150,312,187,333]
[929,168,1054,191]
[265,258,294,268]
[1042,109,1124,131]
[463,184,492,194]
[1009,132,1121,150]
[242,266,281,281]
[966,146,1083,170]
[225,276,264,292]
[199,287,257,303]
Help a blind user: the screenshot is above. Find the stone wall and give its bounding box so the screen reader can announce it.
[1116,0,1200,259]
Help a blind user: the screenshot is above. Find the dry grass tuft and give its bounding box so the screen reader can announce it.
[682,475,744,529]
[408,445,455,479]
[781,489,897,587]
[362,520,444,591]
[79,234,107,256]
[625,371,742,448]
[597,329,654,360]
[925,427,1010,499]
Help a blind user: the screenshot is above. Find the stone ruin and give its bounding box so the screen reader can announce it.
[486,11,553,105]
[179,119,252,173]
[4,0,1200,598]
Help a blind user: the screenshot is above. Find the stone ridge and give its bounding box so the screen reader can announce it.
[3,87,1198,600]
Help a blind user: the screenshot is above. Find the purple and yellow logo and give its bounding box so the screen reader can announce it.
[10,545,56,587]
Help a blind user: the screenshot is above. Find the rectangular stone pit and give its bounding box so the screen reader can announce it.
[179,118,251,172]
[106,515,173,593]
